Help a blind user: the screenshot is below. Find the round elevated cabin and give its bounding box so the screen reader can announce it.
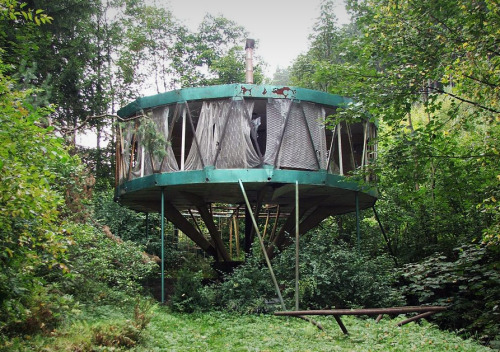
[115,83,377,264]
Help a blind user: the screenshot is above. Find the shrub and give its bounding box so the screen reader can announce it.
[170,268,206,313]
[214,254,276,313]
[274,230,403,309]
[61,223,158,304]
[92,189,150,244]
[92,189,188,271]
[170,254,216,312]
[91,299,153,349]
[0,67,80,339]
[398,244,500,346]
[196,231,400,314]
[0,281,78,339]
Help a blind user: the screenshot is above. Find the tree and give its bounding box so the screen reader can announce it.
[117,3,184,95]
[268,66,291,85]
[290,1,359,92]
[317,0,500,121]
[343,0,499,249]
[288,0,499,256]
[192,14,264,86]
[0,3,159,338]
[284,4,499,341]
[0,27,80,336]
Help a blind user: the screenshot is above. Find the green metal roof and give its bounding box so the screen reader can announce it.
[117,84,352,118]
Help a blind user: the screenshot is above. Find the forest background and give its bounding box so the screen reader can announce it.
[0,0,498,350]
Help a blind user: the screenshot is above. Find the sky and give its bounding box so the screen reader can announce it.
[165,0,350,76]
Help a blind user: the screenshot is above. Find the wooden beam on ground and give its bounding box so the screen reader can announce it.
[396,311,436,326]
[296,316,324,331]
[275,306,447,335]
[274,306,447,316]
[333,316,349,335]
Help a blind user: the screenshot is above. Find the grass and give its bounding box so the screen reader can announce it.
[3,304,492,351]
[140,306,489,352]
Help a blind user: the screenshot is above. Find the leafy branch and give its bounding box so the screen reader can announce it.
[2,1,53,25]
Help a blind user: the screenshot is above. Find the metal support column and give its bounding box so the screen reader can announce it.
[161,189,165,304]
[295,181,299,311]
[355,192,360,251]
[244,206,253,254]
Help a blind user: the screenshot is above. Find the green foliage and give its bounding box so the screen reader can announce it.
[370,100,500,262]
[195,14,247,68]
[290,0,355,92]
[92,189,193,272]
[91,299,153,349]
[0,63,80,338]
[137,115,168,160]
[268,66,291,85]
[197,230,400,314]
[187,13,264,86]
[275,230,402,309]
[293,0,500,261]
[0,281,79,339]
[290,0,499,266]
[61,223,158,304]
[76,144,115,191]
[207,254,276,314]
[207,46,246,85]
[1,0,52,25]
[170,253,217,312]
[1,298,155,351]
[312,0,500,124]
[170,268,206,313]
[3,305,493,351]
[398,244,500,345]
[118,3,182,94]
[478,182,500,248]
[93,189,150,243]
[1,0,115,141]
[0,58,155,340]
[192,234,397,315]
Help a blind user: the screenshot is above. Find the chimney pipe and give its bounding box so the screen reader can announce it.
[245,39,255,84]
